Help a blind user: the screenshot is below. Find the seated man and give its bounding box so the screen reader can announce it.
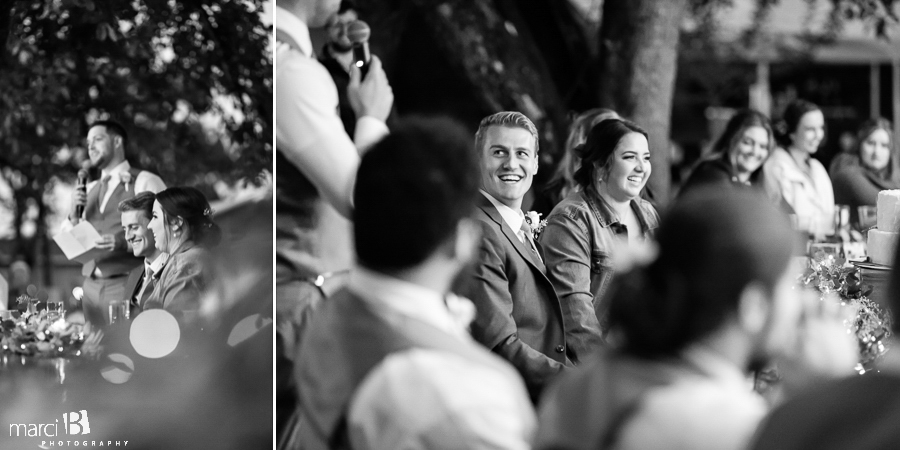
[291,117,535,449]
[119,192,166,315]
[457,111,572,401]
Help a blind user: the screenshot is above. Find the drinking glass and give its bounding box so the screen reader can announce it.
[45,301,64,321]
[858,205,877,230]
[108,300,130,324]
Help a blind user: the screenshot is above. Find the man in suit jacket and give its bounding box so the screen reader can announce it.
[64,120,166,326]
[458,111,572,402]
[118,191,166,315]
[290,117,534,449]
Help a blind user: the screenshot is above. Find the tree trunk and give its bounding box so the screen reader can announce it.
[597,0,689,207]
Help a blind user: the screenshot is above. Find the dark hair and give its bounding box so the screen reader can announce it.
[710,109,774,159]
[775,99,821,148]
[545,108,620,202]
[338,0,356,14]
[355,116,479,272]
[573,118,648,189]
[608,188,798,358]
[89,120,128,150]
[856,117,894,171]
[117,191,156,220]
[156,187,222,247]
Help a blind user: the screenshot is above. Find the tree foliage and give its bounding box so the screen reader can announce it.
[0,0,272,275]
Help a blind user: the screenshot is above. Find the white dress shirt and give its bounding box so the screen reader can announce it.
[481,190,542,260]
[275,6,388,217]
[61,160,165,231]
[346,267,536,450]
[615,345,767,450]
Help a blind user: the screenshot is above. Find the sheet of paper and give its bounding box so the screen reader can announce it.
[53,221,107,264]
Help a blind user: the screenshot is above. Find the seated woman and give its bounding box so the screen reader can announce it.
[762,99,834,237]
[830,117,899,227]
[538,118,659,360]
[145,187,222,315]
[680,109,773,195]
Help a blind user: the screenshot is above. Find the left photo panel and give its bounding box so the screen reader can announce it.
[0,1,273,449]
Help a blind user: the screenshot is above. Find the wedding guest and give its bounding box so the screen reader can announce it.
[680,109,773,195]
[542,108,621,208]
[275,0,393,358]
[749,241,900,450]
[118,192,166,316]
[539,118,659,358]
[763,99,834,236]
[830,118,899,226]
[319,0,359,135]
[290,117,534,449]
[63,120,166,326]
[457,111,572,402]
[144,187,221,316]
[536,189,856,450]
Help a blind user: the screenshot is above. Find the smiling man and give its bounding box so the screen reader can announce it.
[457,111,572,403]
[118,192,166,315]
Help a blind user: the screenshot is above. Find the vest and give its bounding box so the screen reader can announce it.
[81,167,143,277]
[275,27,353,284]
[292,289,511,449]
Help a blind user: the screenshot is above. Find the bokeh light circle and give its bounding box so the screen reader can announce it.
[100,353,134,384]
[129,310,181,358]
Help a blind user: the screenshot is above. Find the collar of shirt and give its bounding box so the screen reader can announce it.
[681,344,752,391]
[146,252,168,275]
[480,190,524,234]
[348,266,464,337]
[584,185,655,232]
[275,6,313,57]
[100,160,132,182]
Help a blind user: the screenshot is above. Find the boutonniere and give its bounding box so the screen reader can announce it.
[525,211,548,239]
[120,172,133,192]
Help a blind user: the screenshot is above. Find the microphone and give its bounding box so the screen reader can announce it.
[75,168,88,221]
[347,20,371,78]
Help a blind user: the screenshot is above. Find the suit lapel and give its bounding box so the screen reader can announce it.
[477,196,546,273]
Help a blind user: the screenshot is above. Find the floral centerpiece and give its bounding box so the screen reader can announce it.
[799,253,892,373]
[0,295,101,358]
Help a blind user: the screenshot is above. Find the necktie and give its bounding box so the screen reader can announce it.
[519,219,541,261]
[97,175,111,212]
[135,267,153,308]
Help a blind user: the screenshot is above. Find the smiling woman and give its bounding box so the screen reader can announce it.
[680,109,774,196]
[538,118,659,360]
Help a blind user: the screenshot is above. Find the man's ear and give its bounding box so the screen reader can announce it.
[453,218,482,265]
[737,281,770,335]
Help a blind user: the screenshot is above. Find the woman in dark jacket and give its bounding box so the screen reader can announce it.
[831,117,900,227]
[680,109,774,196]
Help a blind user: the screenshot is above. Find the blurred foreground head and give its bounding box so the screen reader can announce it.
[609,189,800,361]
[354,116,481,276]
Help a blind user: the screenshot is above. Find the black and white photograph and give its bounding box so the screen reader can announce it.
[1,1,273,449]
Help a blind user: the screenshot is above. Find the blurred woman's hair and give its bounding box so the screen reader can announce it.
[775,99,822,148]
[156,186,222,247]
[709,109,774,159]
[545,108,620,201]
[607,189,798,358]
[572,118,648,189]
